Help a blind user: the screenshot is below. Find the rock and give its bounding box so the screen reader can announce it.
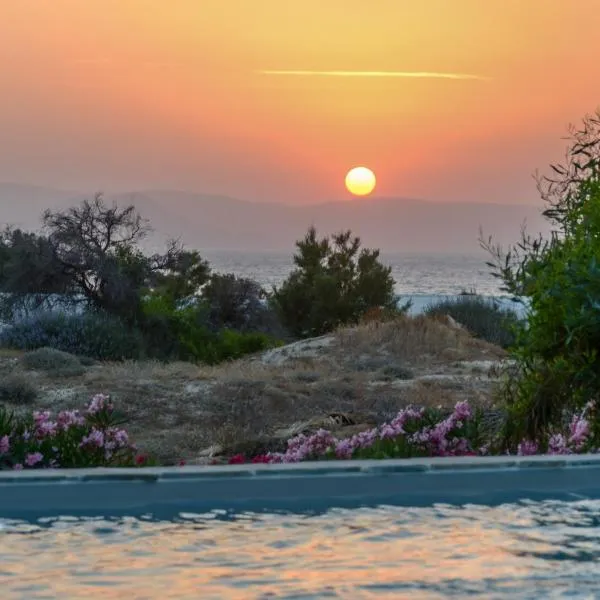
[259,335,336,366]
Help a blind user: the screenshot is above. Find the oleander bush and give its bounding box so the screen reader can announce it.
[0,394,151,470]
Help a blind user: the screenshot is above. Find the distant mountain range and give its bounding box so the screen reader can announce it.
[0,182,551,254]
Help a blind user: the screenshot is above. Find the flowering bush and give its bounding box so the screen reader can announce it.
[0,394,148,470]
[228,400,600,465]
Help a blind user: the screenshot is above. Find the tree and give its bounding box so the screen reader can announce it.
[480,109,600,440]
[272,227,398,337]
[0,227,72,319]
[0,194,210,324]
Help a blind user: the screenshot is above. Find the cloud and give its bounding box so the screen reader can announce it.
[258,70,489,81]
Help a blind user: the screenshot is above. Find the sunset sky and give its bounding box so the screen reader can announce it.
[1,0,599,205]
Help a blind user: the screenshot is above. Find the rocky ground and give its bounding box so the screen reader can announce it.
[0,315,511,465]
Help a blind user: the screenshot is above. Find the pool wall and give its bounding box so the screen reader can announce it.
[2,455,600,520]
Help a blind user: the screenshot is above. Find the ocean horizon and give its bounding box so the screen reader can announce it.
[201,249,503,296]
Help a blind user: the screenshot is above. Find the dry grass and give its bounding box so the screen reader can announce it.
[0,315,508,463]
[334,314,506,370]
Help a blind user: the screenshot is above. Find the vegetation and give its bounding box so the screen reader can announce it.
[0,375,37,405]
[272,227,401,338]
[20,347,86,378]
[424,294,521,348]
[481,109,600,442]
[0,195,210,325]
[0,311,146,361]
[0,394,151,469]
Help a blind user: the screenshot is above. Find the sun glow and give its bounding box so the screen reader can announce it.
[345,167,376,196]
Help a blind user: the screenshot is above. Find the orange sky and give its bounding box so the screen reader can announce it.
[1,0,599,204]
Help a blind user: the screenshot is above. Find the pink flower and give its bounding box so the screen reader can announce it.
[0,435,9,455]
[80,428,105,448]
[56,410,85,430]
[13,463,23,471]
[548,433,571,455]
[568,414,590,451]
[25,452,44,467]
[334,439,354,459]
[87,394,113,415]
[517,440,538,456]
[453,401,472,421]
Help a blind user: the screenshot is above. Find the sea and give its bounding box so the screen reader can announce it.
[201,250,527,316]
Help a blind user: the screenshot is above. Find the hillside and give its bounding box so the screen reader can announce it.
[0,183,550,253]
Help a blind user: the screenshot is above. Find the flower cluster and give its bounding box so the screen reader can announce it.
[227,400,599,465]
[518,401,595,456]
[0,394,143,470]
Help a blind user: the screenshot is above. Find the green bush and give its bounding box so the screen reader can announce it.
[0,375,37,404]
[0,312,145,361]
[482,109,600,440]
[21,347,86,377]
[272,227,400,338]
[140,294,279,364]
[424,295,521,348]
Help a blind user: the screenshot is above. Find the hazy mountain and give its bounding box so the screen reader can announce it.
[0,183,551,254]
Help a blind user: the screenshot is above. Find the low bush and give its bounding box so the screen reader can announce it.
[0,311,146,361]
[0,375,37,405]
[0,394,151,469]
[424,295,521,348]
[21,347,85,377]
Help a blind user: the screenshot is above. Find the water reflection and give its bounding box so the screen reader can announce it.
[2,500,600,599]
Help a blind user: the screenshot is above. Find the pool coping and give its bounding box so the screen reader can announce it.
[2,453,600,484]
[4,454,600,519]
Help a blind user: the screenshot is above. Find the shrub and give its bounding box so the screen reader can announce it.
[141,294,280,364]
[272,227,400,338]
[0,375,37,405]
[424,295,521,348]
[481,109,600,440]
[202,273,288,339]
[0,394,149,469]
[21,347,85,377]
[0,311,145,361]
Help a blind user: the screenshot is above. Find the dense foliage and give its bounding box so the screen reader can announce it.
[272,227,400,337]
[481,110,600,441]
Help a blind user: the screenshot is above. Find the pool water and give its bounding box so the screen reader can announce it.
[2,500,599,599]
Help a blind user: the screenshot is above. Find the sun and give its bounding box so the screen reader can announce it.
[345,166,376,196]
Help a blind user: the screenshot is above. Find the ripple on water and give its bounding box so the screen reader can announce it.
[2,500,600,599]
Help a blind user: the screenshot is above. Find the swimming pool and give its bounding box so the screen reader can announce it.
[2,500,600,598]
[2,457,600,598]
